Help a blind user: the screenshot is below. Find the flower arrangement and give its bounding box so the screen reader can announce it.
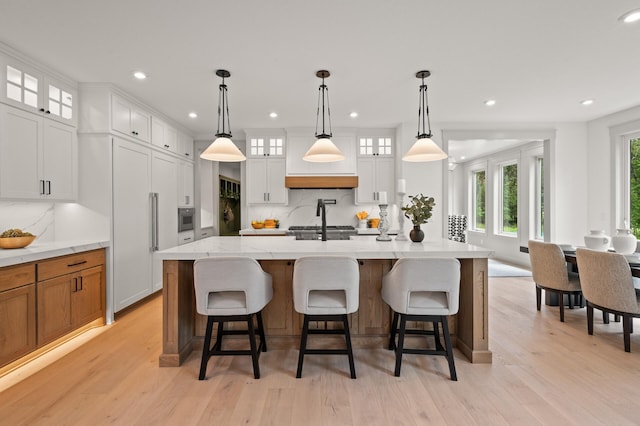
[401,194,435,226]
[355,211,369,220]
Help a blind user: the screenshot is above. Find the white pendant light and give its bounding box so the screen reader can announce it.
[200,70,246,162]
[402,70,447,162]
[303,70,345,162]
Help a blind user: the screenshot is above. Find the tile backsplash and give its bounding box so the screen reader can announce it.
[246,189,400,229]
[0,201,55,241]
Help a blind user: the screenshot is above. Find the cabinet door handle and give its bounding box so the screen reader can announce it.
[185,195,190,205]
[67,260,88,267]
[46,180,51,195]
[79,276,83,291]
[72,277,78,292]
[40,180,45,195]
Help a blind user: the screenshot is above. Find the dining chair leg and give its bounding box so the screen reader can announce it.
[536,286,542,311]
[603,311,610,324]
[559,294,565,322]
[623,314,632,352]
[568,292,574,309]
[587,304,594,335]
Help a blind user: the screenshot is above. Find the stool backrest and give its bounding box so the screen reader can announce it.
[383,258,461,314]
[193,257,272,316]
[293,256,359,313]
[576,248,640,314]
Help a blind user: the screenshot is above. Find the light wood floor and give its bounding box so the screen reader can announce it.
[2,276,640,425]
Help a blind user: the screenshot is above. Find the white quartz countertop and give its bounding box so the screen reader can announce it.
[155,236,492,261]
[0,240,110,268]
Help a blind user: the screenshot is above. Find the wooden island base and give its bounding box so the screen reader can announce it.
[159,258,491,367]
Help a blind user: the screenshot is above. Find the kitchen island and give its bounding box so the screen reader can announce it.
[155,236,493,366]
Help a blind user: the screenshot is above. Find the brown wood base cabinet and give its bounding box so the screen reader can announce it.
[0,248,106,369]
[0,264,37,366]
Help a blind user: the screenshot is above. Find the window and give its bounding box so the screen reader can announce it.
[472,170,486,231]
[500,163,518,235]
[630,136,640,237]
[535,157,544,239]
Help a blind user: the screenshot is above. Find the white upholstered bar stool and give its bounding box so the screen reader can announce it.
[193,257,273,380]
[381,258,460,380]
[293,256,360,379]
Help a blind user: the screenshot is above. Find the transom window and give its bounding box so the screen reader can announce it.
[6,65,39,108]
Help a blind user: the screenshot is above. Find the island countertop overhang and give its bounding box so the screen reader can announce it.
[155,236,493,261]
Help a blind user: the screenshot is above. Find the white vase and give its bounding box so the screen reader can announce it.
[584,230,611,251]
[612,228,637,255]
[358,219,367,229]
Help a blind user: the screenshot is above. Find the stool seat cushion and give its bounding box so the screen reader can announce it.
[306,290,348,314]
[408,291,449,315]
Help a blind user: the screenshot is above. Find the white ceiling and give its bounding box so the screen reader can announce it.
[1,0,639,140]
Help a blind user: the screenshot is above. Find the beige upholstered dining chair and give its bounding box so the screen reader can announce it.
[576,248,640,352]
[528,240,582,322]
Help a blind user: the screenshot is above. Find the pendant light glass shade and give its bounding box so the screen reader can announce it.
[200,69,246,162]
[402,70,447,162]
[303,70,344,162]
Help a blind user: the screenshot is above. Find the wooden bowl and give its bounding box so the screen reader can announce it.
[0,235,36,249]
[251,223,264,229]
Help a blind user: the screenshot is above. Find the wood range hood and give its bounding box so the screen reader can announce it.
[285,176,359,189]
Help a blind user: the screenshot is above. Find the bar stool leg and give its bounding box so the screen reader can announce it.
[213,321,224,351]
[433,321,444,351]
[256,311,267,352]
[296,315,310,378]
[247,314,260,379]
[394,314,407,377]
[441,315,457,381]
[389,311,399,350]
[199,316,215,380]
[343,314,356,379]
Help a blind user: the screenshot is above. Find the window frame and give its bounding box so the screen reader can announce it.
[470,168,487,232]
[497,160,519,237]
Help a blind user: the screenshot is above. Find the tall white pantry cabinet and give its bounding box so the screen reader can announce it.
[78,84,191,313]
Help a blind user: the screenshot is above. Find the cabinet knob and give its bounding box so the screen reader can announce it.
[164,144,169,148]
[185,153,190,156]
[39,108,45,112]
[45,110,50,114]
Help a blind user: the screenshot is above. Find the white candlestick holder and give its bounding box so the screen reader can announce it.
[377,204,392,241]
[395,191,409,241]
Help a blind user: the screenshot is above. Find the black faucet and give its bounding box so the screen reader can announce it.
[316,198,337,241]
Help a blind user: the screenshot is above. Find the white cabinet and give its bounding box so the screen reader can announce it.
[246,158,287,204]
[246,132,285,158]
[151,116,178,153]
[286,130,357,175]
[178,132,194,159]
[111,94,150,143]
[356,157,394,204]
[112,138,152,311]
[178,230,195,245]
[112,138,178,310]
[0,104,76,200]
[1,55,77,126]
[355,135,395,204]
[178,160,194,207]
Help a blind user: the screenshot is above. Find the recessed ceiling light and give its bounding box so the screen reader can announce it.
[484,99,496,106]
[133,71,147,80]
[620,9,640,23]
[188,112,198,118]
[269,112,278,118]
[349,112,358,118]
[580,99,594,106]
[460,156,466,160]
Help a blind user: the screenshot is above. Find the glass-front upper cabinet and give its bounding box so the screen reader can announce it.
[245,129,285,157]
[1,54,77,126]
[357,135,394,157]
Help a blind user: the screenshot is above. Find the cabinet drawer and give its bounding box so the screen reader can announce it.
[0,263,35,292]
[37,249,105,281]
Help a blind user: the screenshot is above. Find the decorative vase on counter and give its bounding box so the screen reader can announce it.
[612,228,637,254]
[410,225,424,243]
[584,230,611,252]
[358,219,367,229]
